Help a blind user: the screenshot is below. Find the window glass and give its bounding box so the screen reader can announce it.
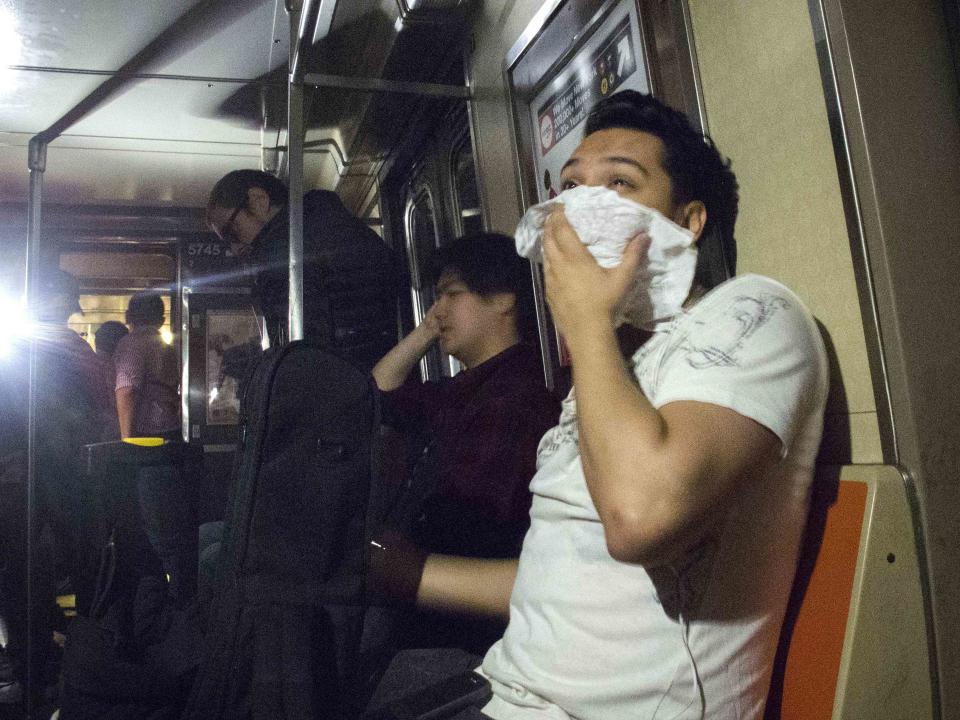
[452,139,483,236]
[405,187,440,319]
[404,186,444,380]
[70,293,173,351]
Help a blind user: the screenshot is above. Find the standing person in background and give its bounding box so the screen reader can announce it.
[205,170,396,369]
[0,269,108,708]
[113,291,198,602]
[93,320,128,441]
[113,292,178,439]
[33,270,112,602]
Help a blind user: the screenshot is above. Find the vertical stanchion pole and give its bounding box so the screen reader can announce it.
[287,5,306,343]
[287,82,305,342]
[24,135,46,720]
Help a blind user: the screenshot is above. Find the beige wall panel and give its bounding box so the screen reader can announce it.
[687,0,881,462]
[820,412,884,465]
[847,413,883,465]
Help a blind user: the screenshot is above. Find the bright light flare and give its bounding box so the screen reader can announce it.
[0,294,31,357]
[160,328,174,345]
[0,5,22,89]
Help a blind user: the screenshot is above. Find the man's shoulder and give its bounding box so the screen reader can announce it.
[114,330,141,355]
[681,274,819,344]
[303,188,340,211]
[639,276,828,452]
[113,329,157,368]
[640,272,827,386]
[697,273,805,308]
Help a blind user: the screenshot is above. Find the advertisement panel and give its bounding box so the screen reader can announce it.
[204,308,261,426]
[529,3,649,203]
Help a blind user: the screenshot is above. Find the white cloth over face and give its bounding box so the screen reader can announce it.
[514,185,697,328]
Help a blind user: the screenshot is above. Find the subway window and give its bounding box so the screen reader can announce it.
[404,184,440,324]
[69,293,174,351]
[451,134,483,236]
[404,184,443,380]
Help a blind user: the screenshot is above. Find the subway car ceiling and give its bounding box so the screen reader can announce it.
[0,0,471,219]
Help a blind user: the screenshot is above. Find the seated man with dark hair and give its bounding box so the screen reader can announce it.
[371,233,559,653]
[367,91,828,720]
[206,169,396,369]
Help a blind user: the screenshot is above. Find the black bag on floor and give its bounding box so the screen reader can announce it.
[59,526,202,720]
[183,341,381,720]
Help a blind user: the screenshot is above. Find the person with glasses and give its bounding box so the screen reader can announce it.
[206,170,396,368]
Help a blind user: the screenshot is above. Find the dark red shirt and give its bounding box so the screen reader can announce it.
[381,343,559,558]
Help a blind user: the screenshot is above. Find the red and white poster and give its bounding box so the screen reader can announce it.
[529,2,650,202]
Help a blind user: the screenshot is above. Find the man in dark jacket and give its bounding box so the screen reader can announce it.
[0,269,109,707]
[206,170,396,369]
[370,233,559,655]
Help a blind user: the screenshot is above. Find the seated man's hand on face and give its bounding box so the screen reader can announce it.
[542,207,649,342]
[418,302,442,342]
[372,299,443,391]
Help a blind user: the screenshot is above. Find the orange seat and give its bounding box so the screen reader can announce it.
[767,480,866,719]
[766,468,932,720]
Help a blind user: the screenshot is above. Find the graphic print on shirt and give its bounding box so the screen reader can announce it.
[682,293,790,369]
[536,390,579,462]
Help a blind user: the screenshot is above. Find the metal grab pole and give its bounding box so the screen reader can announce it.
[287,80,305,343]
[24,135,46,720]
[286,1,316,343]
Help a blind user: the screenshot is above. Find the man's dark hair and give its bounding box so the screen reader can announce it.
[94,320,129,355]
[126,291,165,327]
[207,169,289,212]
[585,90,739,289]
[433,232,536,337]
[38,268,82,322]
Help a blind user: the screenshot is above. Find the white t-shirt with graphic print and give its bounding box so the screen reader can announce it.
[480,274,829,720]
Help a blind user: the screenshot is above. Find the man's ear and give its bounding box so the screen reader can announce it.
[490,292,517,316]
[246,186,273,221]
[677,200,707,242]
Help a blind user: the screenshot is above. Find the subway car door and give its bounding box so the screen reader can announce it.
[179,233,260,508]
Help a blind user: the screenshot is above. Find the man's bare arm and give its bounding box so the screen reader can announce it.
[572,337,779,565]
[542,210,780,567]
[417,554,517,619]
[372,307,440,391]
[115,386,136,439]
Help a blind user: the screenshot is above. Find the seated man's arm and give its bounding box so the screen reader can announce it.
[370,531,517,618]
[418,555,517,619]
[372,306,440,391]
[543,211,781,567]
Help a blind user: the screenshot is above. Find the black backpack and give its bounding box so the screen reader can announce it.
[183,341,382,720]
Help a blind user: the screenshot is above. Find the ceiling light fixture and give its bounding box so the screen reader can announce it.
[312,0,337,44]
[0,5,22,89]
